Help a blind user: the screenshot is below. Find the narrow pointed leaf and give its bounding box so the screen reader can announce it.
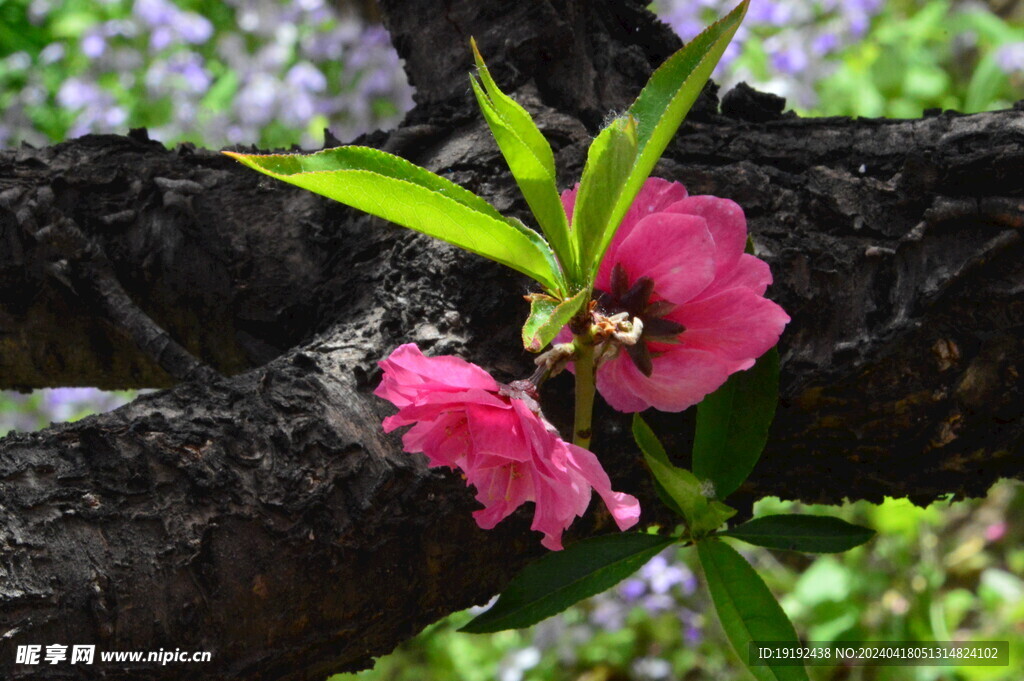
[641,446,735,536]
[470,75,576,280]
[460,533,675,634]
[693,347,779,500]
[225,146,565,295]
[521,288,589,352]
[607,0,749,248]
[471,38,556,179]
[632,414,686,518]
[721,515,876,553]
[573,114,638,277]
[698,539,810,681]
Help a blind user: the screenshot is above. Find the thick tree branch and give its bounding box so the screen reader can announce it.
[1,0,1023,678]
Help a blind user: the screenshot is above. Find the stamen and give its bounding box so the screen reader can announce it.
[642,317,685,341]
[610,262,630,299]
[644,300,677,318]
[620,276,654,312]
[627,341,654,377]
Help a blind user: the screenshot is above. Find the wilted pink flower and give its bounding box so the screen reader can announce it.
[375,343,640,550]
[561,178,790,412]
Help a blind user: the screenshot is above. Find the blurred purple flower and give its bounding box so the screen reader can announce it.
[641,593,676,613]
[360,68,395,95]
[134,0,176,27]
[658,9,703,41]
[589,595,628,630]
[237,74,280,125]
[28,0,51,25]
[102,19,138,39]
[150,25,174,51]
[22,85,46,106]
[39,43,65,64]
[287,62,327,92]
[996,43,1024,74]
[178,14,214,45]
[747,1,793,26]
[619,578,646,602]
[81,32,107,59]
[4,52,31,72]
[770,44,809,75]
[844,9,872,38]
[57,79,102,109]
[167,52,212,94]
[103,107,127,127]
[282,92,316,126]
[642,555,690,595]
[813,32,840,57]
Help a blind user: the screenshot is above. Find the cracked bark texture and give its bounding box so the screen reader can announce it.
[2,0,1024,678]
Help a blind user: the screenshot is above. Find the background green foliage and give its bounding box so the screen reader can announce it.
[1,1,1022,680]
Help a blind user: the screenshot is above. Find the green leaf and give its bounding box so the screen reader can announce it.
[640,441,735,537]
[225,146,565,295]
[632,414,686,518]
[572,115,638,279]
[469,45,576,281]
[693,347,779,500]
[721,514,876,553]
[460,533,675,634]
[470,38,556,180]
[521,288,589,352]
[964,52,1008,113]
[607,0,749,251]
[698,539,810,681]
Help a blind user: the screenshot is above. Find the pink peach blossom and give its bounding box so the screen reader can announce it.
[375,343,641,550]
[561,178,790,413]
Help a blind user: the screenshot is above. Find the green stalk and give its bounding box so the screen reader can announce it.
[572,328,597,449]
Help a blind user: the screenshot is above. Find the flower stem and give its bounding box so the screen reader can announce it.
[572,329,596,449]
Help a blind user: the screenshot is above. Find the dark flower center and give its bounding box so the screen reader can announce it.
[594,263,685,377]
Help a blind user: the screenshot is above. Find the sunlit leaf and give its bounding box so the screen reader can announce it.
[469,42,576,280]
[521,288,589,352]
[572,114,638,279]
[225,146,566,294]
[607,1,749,251]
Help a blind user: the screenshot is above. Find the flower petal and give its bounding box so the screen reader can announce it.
[596,347,735,413]
[592,178,688,291]
[671,287,790,365]
[382,388,508,430]
[400,412,469,468]
[614,213,716,305]
[665,196,747,280]
[374,343,499,407]
[692,253,773,300]
[566,444,641,531]
[471,461,533,530]
[466,403,532,462]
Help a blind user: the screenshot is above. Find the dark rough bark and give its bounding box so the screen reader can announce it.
[1,0,1023,679]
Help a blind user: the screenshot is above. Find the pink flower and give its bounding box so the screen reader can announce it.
[561,178,790,412]
[375,343,641,550]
